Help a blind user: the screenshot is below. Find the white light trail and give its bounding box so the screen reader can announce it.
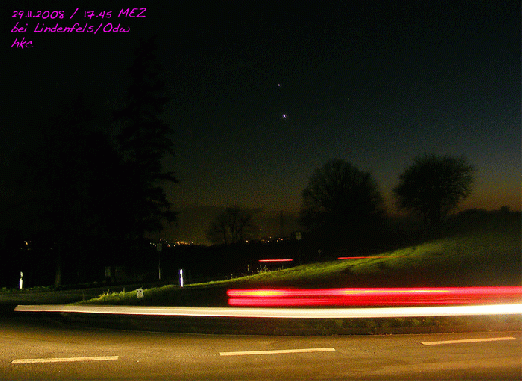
[14,303,522,319]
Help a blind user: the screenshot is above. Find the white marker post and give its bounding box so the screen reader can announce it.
[156,242,162,280]
[179,269,184,288]
[19,271,23,290]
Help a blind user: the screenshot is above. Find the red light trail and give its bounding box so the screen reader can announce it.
[337,256,390,260]
[258,259,294,263]
[227,287,522,307]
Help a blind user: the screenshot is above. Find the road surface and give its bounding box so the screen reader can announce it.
[1,311,520,380]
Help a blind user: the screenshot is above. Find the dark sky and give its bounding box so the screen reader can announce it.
[4,1,520,226]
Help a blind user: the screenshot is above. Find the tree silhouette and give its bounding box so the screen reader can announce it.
[113,35,178,242]
[393,154,474,226]
[2,94,127,286]
[299,159,386,246]
[2,35,180,287]
[207,207,257,245]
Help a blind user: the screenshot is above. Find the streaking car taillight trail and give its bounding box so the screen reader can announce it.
[227,287,522,306]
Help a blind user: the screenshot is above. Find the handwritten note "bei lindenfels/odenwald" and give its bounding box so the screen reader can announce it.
[10,8,146,49]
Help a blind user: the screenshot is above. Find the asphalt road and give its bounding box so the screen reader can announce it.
[1,312,520,380]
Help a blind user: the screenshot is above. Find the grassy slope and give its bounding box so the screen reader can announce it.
[81,214,521,306]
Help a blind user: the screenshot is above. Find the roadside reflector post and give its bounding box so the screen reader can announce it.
[19,271,23,290]
[179,269,184,288]
[157,242,162,281]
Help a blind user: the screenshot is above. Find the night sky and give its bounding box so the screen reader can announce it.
[3,1,520,243]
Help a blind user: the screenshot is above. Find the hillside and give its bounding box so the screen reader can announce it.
[82,211,521,306]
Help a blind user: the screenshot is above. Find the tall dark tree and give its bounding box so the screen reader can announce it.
[207,207,258,245]
[393,154,475,226]
[113,35,177,243]
[2,94,127,286]
[299,159,386,248]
